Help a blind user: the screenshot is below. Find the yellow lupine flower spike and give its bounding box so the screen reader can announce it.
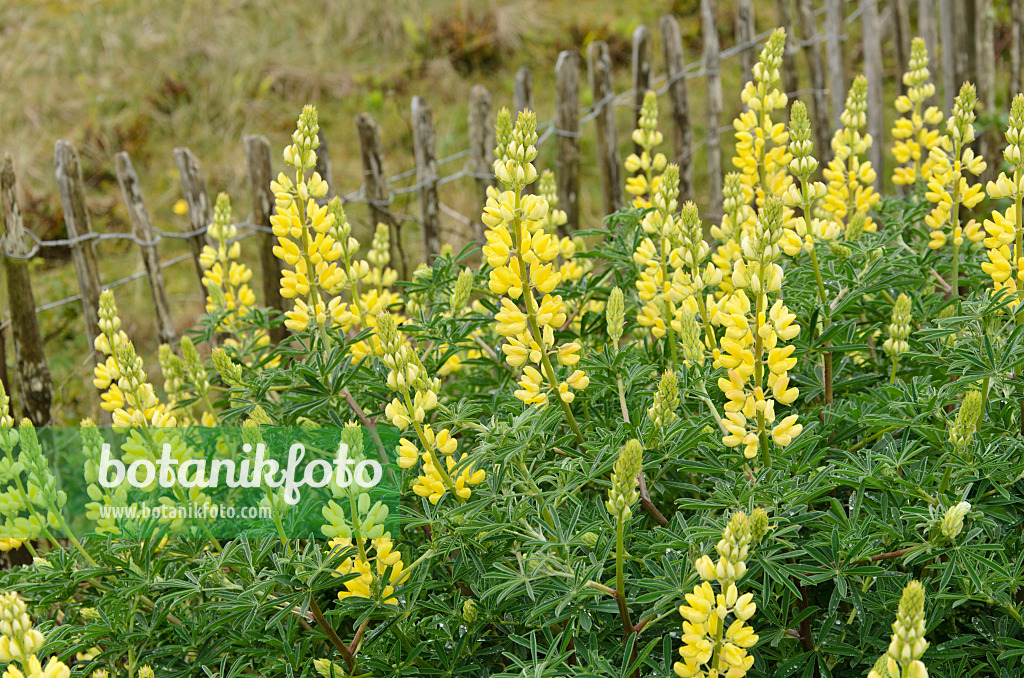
[674,510,767,678]
[712,197,801,463]
[891,39,944,187]
[822,75,879,236]
[925,83,986,303]
[483,108,586,441]
[624,90,668,208]
[983,94,1024,306]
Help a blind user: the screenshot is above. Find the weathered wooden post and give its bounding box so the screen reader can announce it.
[114,152,176,347]
[356,113,407,278]
[659,15,694,200]
[514,65,534,115]
[1,155,51,426]
[702,0,724,219]
[825,0,845,129]
[1012,0,1023,98]
[411,96,441,261]
[774,0,798,112]
[938,0,955,111]
[736,0,756,83]
[631,25,652,157]
[244,134,289,345]
[586,40,623,216]
[173,147,212,294]
[467,84,494,243]
[976,0,995,184]
[893,0,912,90]
[54,140,103,367]
[797,0,832,154]
[555,50,580,236]
[314,131,335,205]
[861,0,884,192]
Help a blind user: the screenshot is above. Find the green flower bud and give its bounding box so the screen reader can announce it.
[211,348,243,387]
[939,501,971,541]
[577,531,599,549]
[829,242,852,259]
[949,390,982,449]
[462,599,480,623]
[450,268,474,313]
[749,508,770,544]
[883,293,913,359]
[788,101,818,178]
[606,287,625,346]
[647,369,680,427]
[605,440,643,519]
[679,310,704,366]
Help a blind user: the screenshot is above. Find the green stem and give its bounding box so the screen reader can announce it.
[808,247,833,406]
[890,357,899,385]
[976,376,991,429]
[950,186,961,299]
[616,375,630,424]
[614,512,633,637]
[401,388,458,496]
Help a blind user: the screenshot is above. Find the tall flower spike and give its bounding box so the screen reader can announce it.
[0,591,70,678]
[376,311,484,504]
[781,101,831,258]
[732,28,793,203]
[624,90,668,208]
[483,108,586,441]
[939,501,971,541]
[633,164,701,363]
[713,196,801,462]
[925,83,986,301]
[606,286,625,346]
[891,39,944,187]
[983,94,1024,306]
[675,511,763,678]
[823,75,879,235]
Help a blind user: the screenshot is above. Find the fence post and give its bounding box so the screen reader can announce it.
[514,65,534,115]
[555,50,580,236]
[468,84,494,243]
[893,0,912,90]
[173,147,212,294]
[514,66,536,195]
[917,0,938,107]
[586,40,623,216]
[1,155,51,426]
[736,0,756,83]
[659,16,694,201]
[114,152,176,347]
[244,134,289,345]
[861,0,884,192]
[411,96,441,261]
[797,0,832,154]
[54,140,103,367]
[702,0,723,220]
[631,25,652,157]
[976,0,995,185]
[825,0,845,129]
[774,0,798,115]
[314,131,335,205]
[1012,0,1023,99]
[937,0,955,112]
[952,0,970,88]
[356,113,407,278]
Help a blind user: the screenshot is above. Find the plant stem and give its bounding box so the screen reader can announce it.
[616,374,630,424]
[308,594,358,673]
[808,247,833,406]
[614,512,634,637]
[753,291,771,467]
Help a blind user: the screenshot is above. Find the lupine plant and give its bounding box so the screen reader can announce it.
[2,27,1024,678]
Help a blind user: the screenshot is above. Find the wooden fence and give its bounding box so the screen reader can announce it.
[0,1,1021,426]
